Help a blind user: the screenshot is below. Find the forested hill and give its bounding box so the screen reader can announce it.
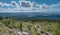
[0,12,60,20]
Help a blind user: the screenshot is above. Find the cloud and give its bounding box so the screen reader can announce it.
[40,4,49,9]
[3,3,10,6]
[0,2,3,6]
[11,1,20,9]
[0,1,19,7]
[0,1,60,12]
[39,2,60,9]
[0,2,12,6]
[11,1,19,7]
[50,2,60,9]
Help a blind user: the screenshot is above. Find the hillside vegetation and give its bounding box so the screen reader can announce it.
[0,18,60,35]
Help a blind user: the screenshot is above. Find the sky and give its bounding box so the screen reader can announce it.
[0,0,60,12]
[0,0,60,4]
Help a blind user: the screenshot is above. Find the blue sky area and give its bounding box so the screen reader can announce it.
[0,0,60,4]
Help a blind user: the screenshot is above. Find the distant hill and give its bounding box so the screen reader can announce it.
[0,12,60,20]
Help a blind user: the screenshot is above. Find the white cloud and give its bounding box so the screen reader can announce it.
[50,2,60,9]
[0,1,60,12]
[40,4,49,9]
[0,1,19,7]
[0,2,11,6]
[11,1,20,9]
[11,1,16,6]
[11,1,19,7]
[3,3,10,6]
[0,2,3,6]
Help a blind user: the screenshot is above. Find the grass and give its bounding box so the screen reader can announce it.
[0,18,60,35]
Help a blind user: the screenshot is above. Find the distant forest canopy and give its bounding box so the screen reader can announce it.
[0,16,60,23]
